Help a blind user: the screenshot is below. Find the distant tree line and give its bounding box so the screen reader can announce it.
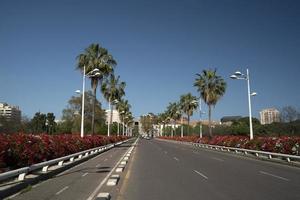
[160,106,300,137]
[0,112,56,134]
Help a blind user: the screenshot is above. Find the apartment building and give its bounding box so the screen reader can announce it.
[0,102,21,123]
[260,108,280,125]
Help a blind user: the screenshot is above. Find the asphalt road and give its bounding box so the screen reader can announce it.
[117,138,300,200]
[8,140,134,200]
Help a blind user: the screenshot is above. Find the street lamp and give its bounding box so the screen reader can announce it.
[196,98,205,138]
[77,66,100,138]
[107,99,119,137]
[230,68,256,140]
[119,111,125,136]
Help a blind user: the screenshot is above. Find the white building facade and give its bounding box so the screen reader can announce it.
[260,108,280,125]
[105,109,121,123]
[0,103,21,122]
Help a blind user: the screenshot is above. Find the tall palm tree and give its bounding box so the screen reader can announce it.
[179,93,198,136]
[194,69,226,138]
[77,43,117,134]
[157,112,168,136]
[166,102,181,137]
[116,99,131,135]
[101,74,126,135]
[124,111,133,136]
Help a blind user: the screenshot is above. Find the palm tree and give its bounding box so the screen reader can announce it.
[124,111,133,136]
[116,99,131,135]
[156,113,165,136]
[101,74,126,136]
[194,69,226,138]
[166,102,181,137]
[77,43,116,134]
[179,93,198,136]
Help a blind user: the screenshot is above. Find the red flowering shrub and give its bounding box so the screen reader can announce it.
[159,135,300,156]
[0,133,128,171]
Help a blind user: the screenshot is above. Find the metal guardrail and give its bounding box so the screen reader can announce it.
[190,142,300,162]
[0,139,129,183]
[162,139,300,163]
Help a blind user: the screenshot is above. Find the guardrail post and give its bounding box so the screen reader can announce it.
[42,166,49,172]
[268,155,272,159]
[18,173,26,181]
[78,154,83,159]
[286,157,291,162]
[58,161,64,166]
[85,152,89,157]
[70,157,74,162]
[255,153,259,157]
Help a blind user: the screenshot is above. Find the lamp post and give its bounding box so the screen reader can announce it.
[107,99,119,137]
[198,98,205,138]
[76,67,100,138]
[230,69,257,140]
[124,116,129,136]
[119,110,125,136]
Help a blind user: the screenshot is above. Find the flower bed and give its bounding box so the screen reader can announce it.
[159,135,300,155]
[0,133,128,172]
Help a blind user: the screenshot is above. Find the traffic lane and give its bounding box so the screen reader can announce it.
[11,141,133,200]
[155,139,300,183]
[154,139,300,200]
[118,139,226,200]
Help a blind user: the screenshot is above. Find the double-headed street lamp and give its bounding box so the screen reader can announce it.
[76,66,100,138]
[230,69,257,140]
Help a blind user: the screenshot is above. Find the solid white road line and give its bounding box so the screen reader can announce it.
[173,157,179,161]
[212,157,224,162]
[259,171,289,181]
[193,170,208,180]
[56,186,69,195]
[82,172,89,177]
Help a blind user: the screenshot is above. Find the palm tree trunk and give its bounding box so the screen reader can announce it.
[187,115,190,136]
[208,105,213,139]
[110,104,113,135]
[91,86,97,135]
[174,121,177,136]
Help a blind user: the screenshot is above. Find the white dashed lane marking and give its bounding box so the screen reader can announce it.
[56,186,69,195]
[193,170,208,180]
[82,172,88,177]
[259,171,289,181]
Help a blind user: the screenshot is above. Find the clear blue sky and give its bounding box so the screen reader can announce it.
[1,0,299,121]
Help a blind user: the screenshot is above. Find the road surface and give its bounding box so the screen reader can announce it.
[117,138,300,200]
[8,140,134,200]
